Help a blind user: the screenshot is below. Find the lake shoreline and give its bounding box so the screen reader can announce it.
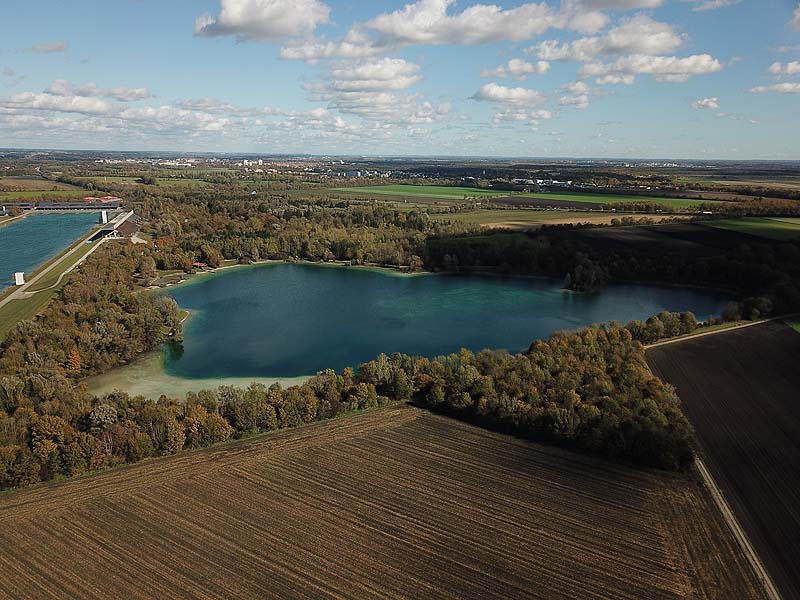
[151,258,431,293]
[87,263,730,400]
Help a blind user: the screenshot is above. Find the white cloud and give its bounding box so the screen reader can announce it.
[570,0,663,8]
[793,4,800,30]
[582,53,723,82]
[531,15,685,62]
[562,81,591,94]
[768,61,800,76]
[692,97,719,109]
[566,10,610,35]
[750,83,800,94]
[106,87,152,102]
[322,90,451,123]
[1,91,113,115]
[302,57,448,125]
[328,58,422,91]
[44,79,152,102]
[595,73,635,84]
[29,42,68,54]
[279,38,379,62]
[481,58,550,80]
[689,0,741,11]
[472,82,545,107]
[492,108,553,126]
[559,94,590,108]
[364,0,557,46]
[195,0,331,41]
[773,44,800,53]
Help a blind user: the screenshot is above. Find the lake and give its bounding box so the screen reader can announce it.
[89,263,729,398]
[0,212,99,291]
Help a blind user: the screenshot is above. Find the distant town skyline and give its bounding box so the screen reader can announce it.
[1,0,799,159]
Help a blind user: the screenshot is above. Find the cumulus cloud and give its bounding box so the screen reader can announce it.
[768,61,800,76]
[492,107,553,126]
[692,97,719,109]
[530,15,685,62]
[195,0,331,41]
[595,73,635,84]
[44,79,152,102]
[301,57,448,125]
[559,94,590,108]
[279,38,379,62]
[481,58,550,80]
[689,0,741,11]
[472,82,545,107]
[750,83,800,94]
[581,53,723,82]
[569,0,663,8]
[328,58,422,91]
[316,89,451,123]
[29,41,68,53]
[2,91,113,115]
[363,0,558,46]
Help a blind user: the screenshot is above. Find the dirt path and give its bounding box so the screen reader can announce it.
[694,457,782,600]
[645,316,795,350]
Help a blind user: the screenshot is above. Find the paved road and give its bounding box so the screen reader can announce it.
[0,235,105,312]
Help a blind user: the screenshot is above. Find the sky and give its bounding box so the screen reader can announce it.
[0,0,798,159]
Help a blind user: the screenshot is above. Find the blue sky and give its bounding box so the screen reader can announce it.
[1,0,798,158]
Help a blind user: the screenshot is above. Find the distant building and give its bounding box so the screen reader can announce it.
[89,211,142,242]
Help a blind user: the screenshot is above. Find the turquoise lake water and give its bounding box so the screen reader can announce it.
[164,263,729,379]
[0,212,98,290]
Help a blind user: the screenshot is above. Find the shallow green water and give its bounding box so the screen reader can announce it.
[163,263,728,379]
[0,212,98,290]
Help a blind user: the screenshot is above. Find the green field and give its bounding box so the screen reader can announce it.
[331,185,509,200]
[786,318,800,334]
[518,192,717,210]
[0,177,81,191]
[27,241,95,292]
[0,290,59,340]
[77,176,210,188]
[431,209,620,228]
[0,189,97,200]
[702,217,800,241]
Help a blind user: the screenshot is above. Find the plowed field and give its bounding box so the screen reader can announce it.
[0,406,762,599]
[647,321,800,600]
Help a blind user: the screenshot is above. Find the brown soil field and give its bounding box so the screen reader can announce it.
[0,405,761,600]
[551,222,762,258]
[647,321,800,600]
[654,223,767,249]
[482,214,622,230]
[0,177,79,191]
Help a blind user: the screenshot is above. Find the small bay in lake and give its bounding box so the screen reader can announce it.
[88,263,729,398]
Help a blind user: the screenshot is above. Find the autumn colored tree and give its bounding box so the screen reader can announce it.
[66,348,82,375]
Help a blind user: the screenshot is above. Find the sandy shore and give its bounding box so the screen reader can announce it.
[85,352,312,400]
